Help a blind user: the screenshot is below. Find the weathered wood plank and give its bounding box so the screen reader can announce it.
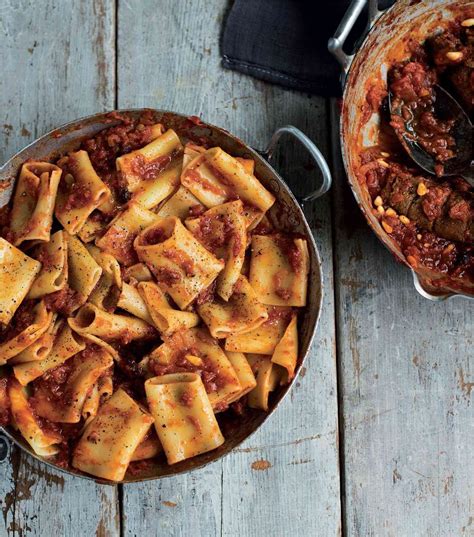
[0,444,19,536]
[0,1,118,536]
[331,101,474,537]
[118,2,340,536]
[220,99,340,537]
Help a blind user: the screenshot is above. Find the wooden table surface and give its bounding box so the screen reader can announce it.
[0,1,472,536]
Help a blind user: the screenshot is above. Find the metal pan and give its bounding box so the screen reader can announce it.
[0,109,331,483]
[329,0,474,301]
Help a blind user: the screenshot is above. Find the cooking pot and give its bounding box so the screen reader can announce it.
[0,109,331,482]
[329,0,474,300]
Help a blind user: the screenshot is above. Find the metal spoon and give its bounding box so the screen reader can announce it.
[389,84,473,186]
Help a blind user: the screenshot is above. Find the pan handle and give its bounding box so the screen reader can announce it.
[327,0,384,83]
[262,126,332,202]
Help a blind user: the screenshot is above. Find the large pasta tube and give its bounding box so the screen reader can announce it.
[137,281,199,335]
[77,214,108,243]
[182,141,207,168]
[117,282,154,324]
[145,373,224,465]
[28,230,68,299]
[271,313,298,381]
[72,388,154,481]
[249,234,309,307]
[78,332,120,361]
[97,373,113,401]
[33,346,113,423]
[55,150,111,235]
[82,382,100,422]
[0,301,53,364]
[116,129,183,193]
[0,238,41,325]
[131,160,181,210]
[224,306,291,355]
[9,162,62,246]
[130,431,162,462]
[8,378,61,457]
[86,245,122,311]
[157,185,203,220]
[185,200,247,301]
[134,217,224,309]
[68,302,156,343]
[146,327,241,409]
[9,314,59,365]
[96,202,160,266]
[181,147,275,225]
[13,322,86,385]
[67,234,103,309]
[225,351,257,404]
[197,275,267,339]
[246,355,283,411]
[123,263,153,283]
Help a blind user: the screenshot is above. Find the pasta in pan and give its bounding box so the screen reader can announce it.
[0,113,310,481]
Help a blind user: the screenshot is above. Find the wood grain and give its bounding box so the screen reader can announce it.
[118,1,341,536]
[331,102,474,537]
[0,1,118,536]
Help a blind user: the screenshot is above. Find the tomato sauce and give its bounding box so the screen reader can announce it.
[81,112,157,174]
[162,248,195,277]
[149,265,182,287]
[130,153,172,181]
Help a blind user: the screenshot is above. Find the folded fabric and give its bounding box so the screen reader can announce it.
[222,0,395,97]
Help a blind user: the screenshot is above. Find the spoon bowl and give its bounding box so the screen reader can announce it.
[389,84,473,184]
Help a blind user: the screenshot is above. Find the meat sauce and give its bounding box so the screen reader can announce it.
[130,153,175,181]
[62,182,93,211]
[0,300,36,343]
[151,348,229,394]
[81,111,158,174]
[358,22,473,283]
[192,213,236,253]
[44,286,80,315]
[79,112,161,209]
[275,235,304,273]
[389,61,456,170]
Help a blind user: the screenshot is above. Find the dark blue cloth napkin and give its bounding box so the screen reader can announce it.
[222,0,394,97]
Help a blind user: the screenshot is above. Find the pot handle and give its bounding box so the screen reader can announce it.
[262,126,332,202]
[328,0,383,83]
[412,271,474,302]
[0,431,11,463]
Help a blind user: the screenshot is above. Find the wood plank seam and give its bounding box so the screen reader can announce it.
[114,2,125,536]
[329,99,348,537]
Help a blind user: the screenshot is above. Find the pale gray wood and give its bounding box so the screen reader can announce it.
[331,101,474,537]
[0,446,17,536]
[0,1,119,536]
[118,2,341,536]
